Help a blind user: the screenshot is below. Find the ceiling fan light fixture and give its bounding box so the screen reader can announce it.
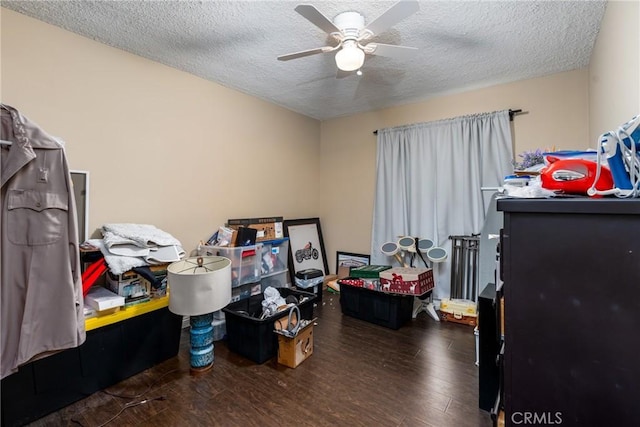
[280,2,419,73]
[335,41,365,71]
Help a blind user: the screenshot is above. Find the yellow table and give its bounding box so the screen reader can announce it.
[85,294,170,331]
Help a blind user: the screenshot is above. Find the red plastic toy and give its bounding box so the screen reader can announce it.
[540,158,614,196]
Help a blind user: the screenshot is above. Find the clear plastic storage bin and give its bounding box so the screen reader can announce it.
[260,270,290,291]
[197,243,262,287]
[260,238,289,276]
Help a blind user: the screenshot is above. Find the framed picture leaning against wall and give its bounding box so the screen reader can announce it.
[283,218,329,284]
[336,252,370,279]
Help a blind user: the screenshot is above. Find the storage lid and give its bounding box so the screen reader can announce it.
[260,237,289,245]
[295,268,323,279]
[350,265,392,279]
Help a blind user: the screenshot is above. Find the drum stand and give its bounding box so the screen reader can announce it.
[413,291,439,321]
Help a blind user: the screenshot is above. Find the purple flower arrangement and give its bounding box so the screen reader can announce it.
[514,148,545,170]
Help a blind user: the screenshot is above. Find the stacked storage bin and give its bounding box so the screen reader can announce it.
[259,238,290,291]
[196,243,264,342]
[197,243,263,302]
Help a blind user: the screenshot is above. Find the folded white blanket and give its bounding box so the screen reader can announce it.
[102,234,151,257]
[94,224,185,275]
[88,239,148,275]
[145,245,186,263]
[102,223,182,248]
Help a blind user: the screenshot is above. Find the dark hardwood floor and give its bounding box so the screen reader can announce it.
[27,291,492,427]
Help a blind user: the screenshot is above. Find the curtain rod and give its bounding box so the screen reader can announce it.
[372,108,524,135]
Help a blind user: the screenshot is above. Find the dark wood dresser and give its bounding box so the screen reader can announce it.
[497,198,640,426]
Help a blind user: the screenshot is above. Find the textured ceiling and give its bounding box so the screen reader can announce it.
[2,0,607,121]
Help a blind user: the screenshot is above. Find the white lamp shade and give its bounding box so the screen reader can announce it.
[168,256,232,316]
[335,41,365,71]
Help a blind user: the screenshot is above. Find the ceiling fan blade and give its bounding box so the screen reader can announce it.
[366,43,418,60]
[295,4,340,34]
[278,46,334,61]
[364,0,419,35]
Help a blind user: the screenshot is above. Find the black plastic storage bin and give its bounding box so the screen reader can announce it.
[339,281,413,330]
[222,287,316,363]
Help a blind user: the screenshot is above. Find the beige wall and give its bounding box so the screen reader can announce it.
[589,0,640,142]
[320,70,591,271]
[1,9,320,251]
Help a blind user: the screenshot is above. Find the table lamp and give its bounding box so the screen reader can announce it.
[167,256,231,374]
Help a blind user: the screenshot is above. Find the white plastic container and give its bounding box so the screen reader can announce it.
[260,270,290,291]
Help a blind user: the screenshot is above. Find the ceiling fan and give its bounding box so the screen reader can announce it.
[278,0,420,73]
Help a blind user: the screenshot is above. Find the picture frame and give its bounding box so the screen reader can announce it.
[70,170,90,244]
[283,218,329,284]
[335,251,370,279]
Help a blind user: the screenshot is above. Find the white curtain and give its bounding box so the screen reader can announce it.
[371,110,513,300]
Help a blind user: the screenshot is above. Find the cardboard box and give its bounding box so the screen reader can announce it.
[227,216,283,226]
[107,272,151,301]
[85,286,125,311]
[229,222,283,242]
[350,265,392,278]
[276,320,315,368]
[379,267,434,295]
[120,263,170,279]
[349,265,392,291]
[323,274,337,291]
[338,278,366,288]
[337,264,351,280]
[136,265,169,298]
[107,265,170,303]
[227,217,284,243]
[274,308,298,331]
[144,274,168,298]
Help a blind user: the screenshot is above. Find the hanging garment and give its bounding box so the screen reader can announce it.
[0,104,85,379]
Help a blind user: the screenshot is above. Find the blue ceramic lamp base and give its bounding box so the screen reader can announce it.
[189,313,215,374]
